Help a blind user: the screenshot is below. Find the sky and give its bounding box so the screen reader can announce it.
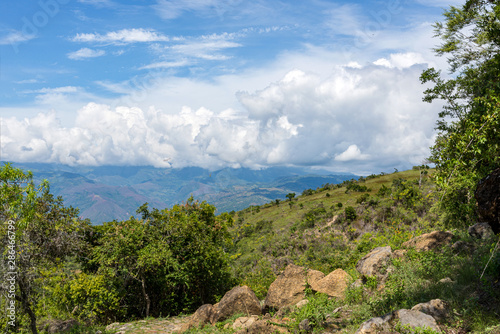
[0,0,464,174]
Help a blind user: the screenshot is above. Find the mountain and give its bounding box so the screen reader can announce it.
[8,163,357,224]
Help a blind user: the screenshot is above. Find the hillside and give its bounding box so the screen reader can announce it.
[11,163,357,223]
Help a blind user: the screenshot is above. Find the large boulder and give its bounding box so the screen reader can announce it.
[46,319,79,334]
[475,168,500,234]
[264,264,307,311]
[356,246,392,277]
[403,231,453,252]
[308,268,350,299]
[211,286,261,324]
[468,222,495,240]
[177,304,214,332]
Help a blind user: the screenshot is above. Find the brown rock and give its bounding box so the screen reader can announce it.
[403,231,453,252]
[264,264,307,311]
[411,299,450,322]
[308,269,350,299]
[232,315,259,330]
[210,286,261,324]
[356,246,392,277]
[177,304,214,332]
[475,168,500,234]
[394,309,441,332]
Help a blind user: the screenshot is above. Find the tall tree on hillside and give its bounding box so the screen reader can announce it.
[420,0,500,226]
[0,164,89,334]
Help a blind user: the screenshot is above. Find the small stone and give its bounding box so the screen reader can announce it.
[299,319,313,332]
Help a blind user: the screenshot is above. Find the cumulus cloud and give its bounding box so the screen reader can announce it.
[72,28,169,44]
[1,54,440,174]
[0,30,36,45]
[68,48,106,60]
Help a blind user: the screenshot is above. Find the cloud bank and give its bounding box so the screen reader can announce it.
[1,54,439,174]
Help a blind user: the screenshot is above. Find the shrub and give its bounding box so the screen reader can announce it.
[345,206,357,221]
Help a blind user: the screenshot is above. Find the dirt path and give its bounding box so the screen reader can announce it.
[105,316,188,334]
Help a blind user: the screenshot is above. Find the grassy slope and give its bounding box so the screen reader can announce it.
[219,168,500,333]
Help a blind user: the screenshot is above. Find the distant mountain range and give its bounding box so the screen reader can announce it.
[8,163,358,224]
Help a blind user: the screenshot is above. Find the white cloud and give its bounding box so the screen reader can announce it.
[0,31,36,45]
[335,145,369,161]
[1,55,440,174]
[68,48,106,60]
[72,28,169,44]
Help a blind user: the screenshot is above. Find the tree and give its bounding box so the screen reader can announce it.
[0,164,89,334]
[89,197,235,318]
[420,0,500,226]
[286,193,296,202]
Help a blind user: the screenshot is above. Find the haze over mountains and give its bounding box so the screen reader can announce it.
[12,163,357,224]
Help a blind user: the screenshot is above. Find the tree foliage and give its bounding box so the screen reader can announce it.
[84,197,235,320]
[420,0,500,226]
[0,163,89,334]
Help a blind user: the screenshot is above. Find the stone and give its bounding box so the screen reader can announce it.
[299,319,313,332]
[211,286,261,324]
[356,246,392,277]
[451,240,474,253]
[394,309,441,332]
[355,313,393,334]
[264,264,307,311]
[232,315,259,330]
[393,249,407,258]
[403,231,453,252]
[234,320,289,334]
[177,304,214,332]
[475,168,500,234]
[411,299,450,322]
[295,299,309,308]
[308,268,350,299]
[438,277,455,284]
[355,309,441,334]
[46,319,79,334]
[468,222,495,240]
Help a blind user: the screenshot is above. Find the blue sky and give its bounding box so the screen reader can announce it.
[0,0,463,174]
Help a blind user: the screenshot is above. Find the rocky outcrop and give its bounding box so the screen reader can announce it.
[264,264,307,311]
[475,168,500,234]
[308,268,350,299]
[403,231,453,252]
[356,246,392,277]
[211,286,261,324]
[468,222,495,240]
[355,306,441,334]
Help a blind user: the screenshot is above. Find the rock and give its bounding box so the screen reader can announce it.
[232,315,259,330]
[235,320,289,334]
[403,231,453,252]
[411,299,450,322]
[468,222,495,240]
[355,309,441,334]
[438,277,455,284]
[177,304,214,332]
[295,299,309,308]
[211,286,261,324]
[308,268,350,299]
[394,309,441,332]
[264,264,307,311]
[355,313,393,334]
[46,319,79,333]
[475,168,500,234]
[356,246,392,277]
[393,249,407,258]
[299,319,313,332]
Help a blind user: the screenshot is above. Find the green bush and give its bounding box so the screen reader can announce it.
[344,206,357,221]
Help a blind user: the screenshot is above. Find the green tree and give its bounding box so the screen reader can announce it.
[286,193,296,201]
[89,197,235,318]
[420,0,500,226]
[0,163,89,334]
